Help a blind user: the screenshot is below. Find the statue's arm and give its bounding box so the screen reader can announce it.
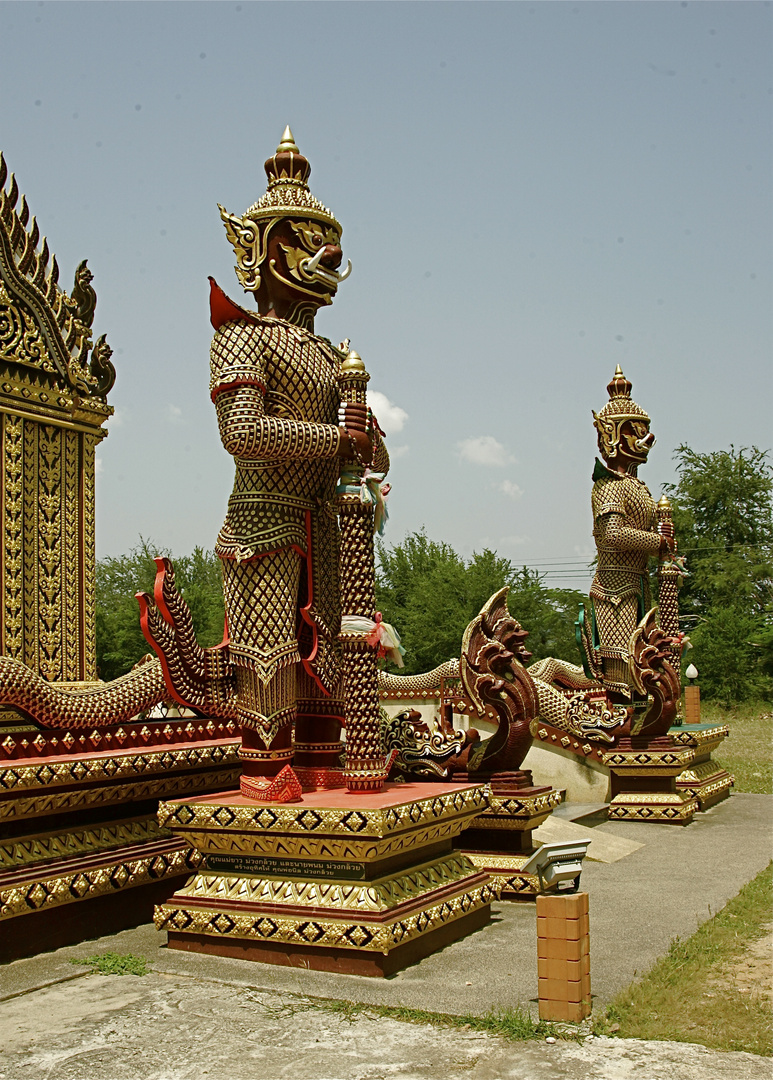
[595,512,661,554]
[215,384,340,461]
[210,321,340,461]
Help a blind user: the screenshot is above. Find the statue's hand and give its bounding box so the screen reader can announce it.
[658,531,676,556]
[337,427,373,465]
[339,402,369,432]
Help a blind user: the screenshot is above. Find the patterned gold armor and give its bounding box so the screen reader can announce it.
[210,306,349,748]
[590,461,660,697]
[212,319,342,668]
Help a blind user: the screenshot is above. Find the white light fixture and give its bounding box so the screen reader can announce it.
[521,840,591,894]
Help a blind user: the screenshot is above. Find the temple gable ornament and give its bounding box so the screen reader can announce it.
[0,154,114,687]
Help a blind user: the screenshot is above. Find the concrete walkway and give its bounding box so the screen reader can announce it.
[0,793,771,1079]
[0,972,770,1080]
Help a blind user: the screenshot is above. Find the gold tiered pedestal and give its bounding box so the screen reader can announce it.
[671,724,733,810]
[601,737,699,823]
[155,781,497,976]
[0,715,241,961]
[458,777,563,899]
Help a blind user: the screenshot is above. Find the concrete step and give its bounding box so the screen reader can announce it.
[534,814,644,864]
[551,802,610,826]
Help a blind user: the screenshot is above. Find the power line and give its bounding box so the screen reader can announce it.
[511,542,772,569]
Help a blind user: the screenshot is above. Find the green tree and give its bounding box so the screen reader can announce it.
[664,446,773,703]
[375,530,584,674]
[96,540,225,680]
[507,568,587,665]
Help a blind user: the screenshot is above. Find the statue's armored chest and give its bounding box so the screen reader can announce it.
[263,325,340,425]
[622,478,656,530]
[592,475,656,531]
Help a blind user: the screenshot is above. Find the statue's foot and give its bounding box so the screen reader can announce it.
[240,764,303,803]
[293,766,346,791]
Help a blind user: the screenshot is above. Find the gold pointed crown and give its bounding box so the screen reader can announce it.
[593,366,650,425]
[243,126,341,231]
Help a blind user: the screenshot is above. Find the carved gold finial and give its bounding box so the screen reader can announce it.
[607,366,632,401]
[341,349,365,374]
[278,126,299,154]
[657,494,671,509]
[231,129,339,231]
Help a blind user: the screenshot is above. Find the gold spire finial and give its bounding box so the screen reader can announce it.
[278,126,299,153]
[607,366,633,400]
[341,349,365,374]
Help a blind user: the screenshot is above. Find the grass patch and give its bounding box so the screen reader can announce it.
[700,700,773,794]
[248,992,577,1043]
[71,952,150,976]
[593,862,773,1056]
[322,1001,561,1042]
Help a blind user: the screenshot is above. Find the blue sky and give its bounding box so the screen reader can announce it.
[1,1,770,590]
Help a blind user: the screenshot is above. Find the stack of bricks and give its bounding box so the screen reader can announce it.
[683,684,701,725]
[536,892,591,1022]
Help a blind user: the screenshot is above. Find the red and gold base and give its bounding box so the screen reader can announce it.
[601,736,699,823]
[0,713,241,961]
[455,773,563,899]
[155,781,497,976]
[670,724,734,811]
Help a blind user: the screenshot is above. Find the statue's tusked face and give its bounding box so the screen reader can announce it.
[263,218,350,310]
[617,419,655,466]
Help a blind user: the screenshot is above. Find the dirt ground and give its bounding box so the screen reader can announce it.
[727,926,773,1001]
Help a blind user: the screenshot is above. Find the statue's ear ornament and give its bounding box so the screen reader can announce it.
[218,205,277,293]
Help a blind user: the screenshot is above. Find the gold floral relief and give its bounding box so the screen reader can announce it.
[82,433,97,680]
[2,413,24,659]
[0,297,57,374]
[36,424,64,681]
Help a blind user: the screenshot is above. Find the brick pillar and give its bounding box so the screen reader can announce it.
[684,684,701,725]
[536,892,591,1022]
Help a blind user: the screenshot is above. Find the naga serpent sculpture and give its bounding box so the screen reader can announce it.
[377,586,687,781]
[380,588,625,781]
[0,653,165,729]
[0,555,236,731]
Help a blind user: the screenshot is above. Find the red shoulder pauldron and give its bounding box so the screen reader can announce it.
[208,277,261,331]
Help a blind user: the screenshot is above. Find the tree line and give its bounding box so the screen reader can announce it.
[664,445,772,702]
[95,445,772,704]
